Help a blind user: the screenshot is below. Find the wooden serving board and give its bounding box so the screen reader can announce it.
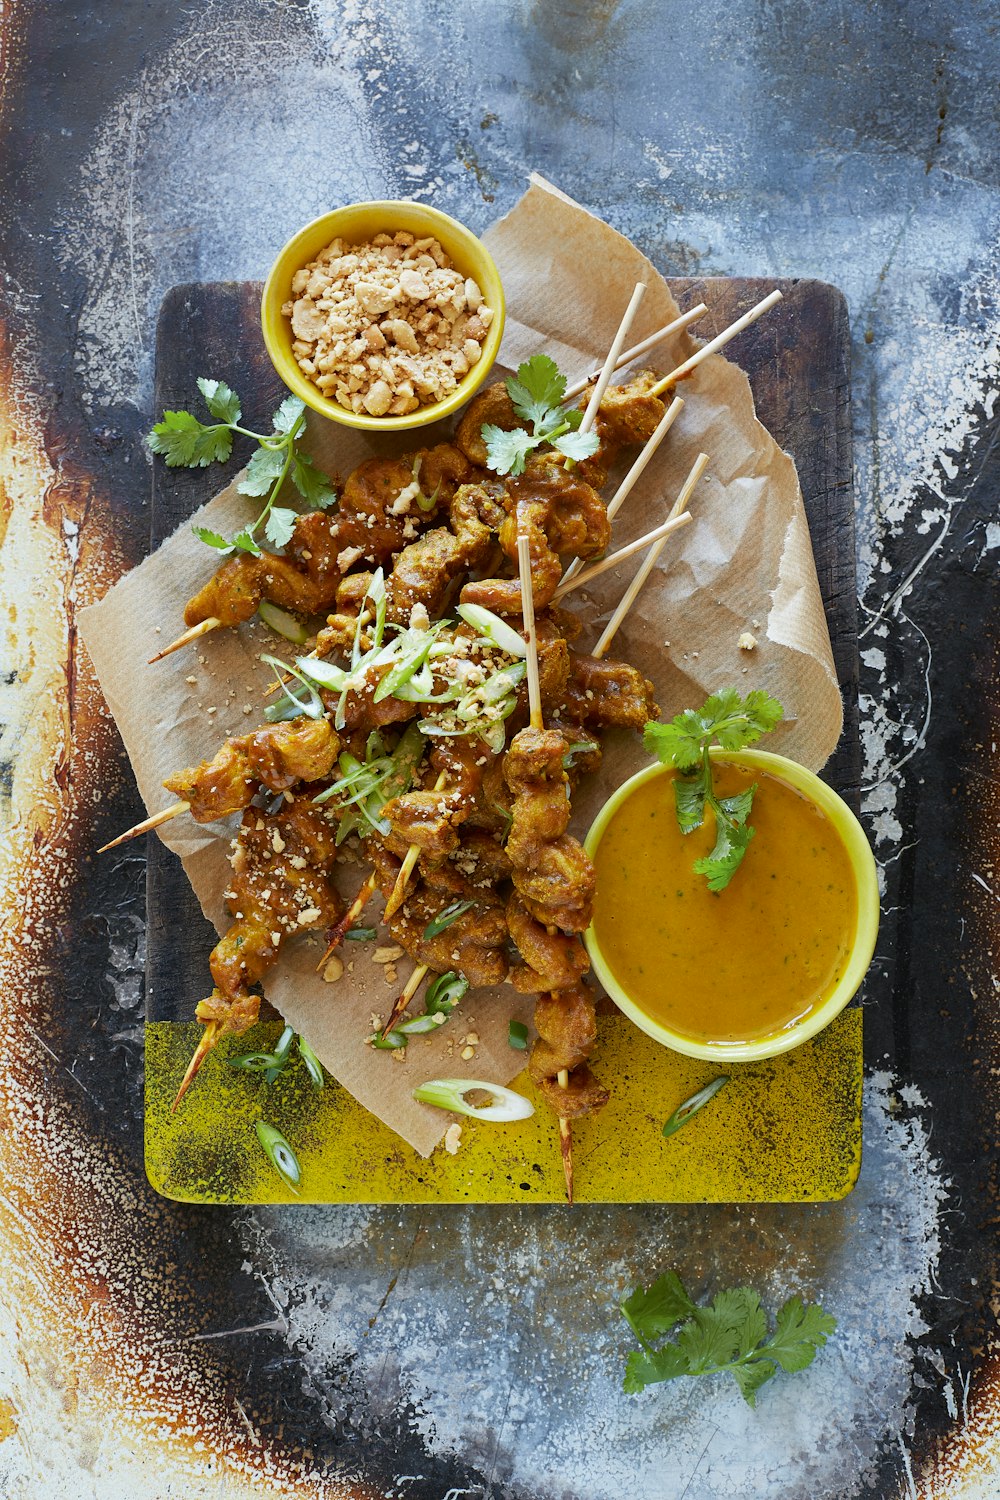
[145,278,862,1205]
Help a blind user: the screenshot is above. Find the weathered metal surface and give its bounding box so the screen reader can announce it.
[0,0,997,1496]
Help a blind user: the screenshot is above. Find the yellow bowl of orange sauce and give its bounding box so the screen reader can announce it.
[583,748,879,1062]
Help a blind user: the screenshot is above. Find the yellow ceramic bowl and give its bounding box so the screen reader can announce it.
[261,201,505,432]
[583,748,880,1063]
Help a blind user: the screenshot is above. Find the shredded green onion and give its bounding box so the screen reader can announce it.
[412,1078,535,1122]
[257,600,311,644]
[254,1120,302,1191]
[423,900,475,939]
[456,602,528,658]
[345,925,376,941]
[508,1020,529,1050]
[662,1076,730,1138]
[297,1036,325,1089]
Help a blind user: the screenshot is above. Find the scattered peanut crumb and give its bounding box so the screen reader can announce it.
[384,966,397,986]
[738,631,758,651]
[465,1031,480,1045]
[391,1047,407,1062]
[185,675,197,685]
[373,945,404,964]
[323,955,344,983]
[444,1123,462,1155]
[461,1045,475,1061]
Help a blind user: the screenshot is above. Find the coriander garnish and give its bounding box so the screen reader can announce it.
[482,354,601,476]
[148,377,336,557]
[620,1271,836,1405]
[643,689,784,891]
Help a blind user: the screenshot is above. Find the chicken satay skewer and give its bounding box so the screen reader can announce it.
[649,289,783,397]
[592,453,710,659]
[149,616,222,663]
[558,394,685,590]
[383,768,450,920]
[563,304,707,401]
[516,530,576,1198]
[315,871,379,972]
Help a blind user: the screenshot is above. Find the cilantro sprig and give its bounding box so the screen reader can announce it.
[148,377,336,557]
[482,354,601,476]
[620,1271,836,1407]
[643,689,784,892]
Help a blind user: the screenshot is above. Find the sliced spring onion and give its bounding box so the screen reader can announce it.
[372,1028,407,1050]
[261,654,324,722]
[345,925,376,941]
[254,1120,302,1191]
[416,480,441,513]
[257,600,311,644]
[661,1075,730,1138]
[562,739,599,769]
[456,602,528,658]
[294,656,348,691]
[423,900,475,939]
[508,1020,529,1050]
[425,971,469,1012]
[412,1078,535,1122]
[228,1050,284,1074]
[297,1036,325,1090]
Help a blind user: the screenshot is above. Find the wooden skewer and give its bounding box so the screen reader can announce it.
[315,871,378,972]
[149,616,221,663]
[558,394,685,593]
[381,963,431,1040]
[517,530,573,1200]
[98,800,191,853]
[563,303,707,401]
[649,289,783,398]
[552,513,692,603]
[383,768,450,920]
[578,281,647,434]
[171,1019,222,1111]
[592,452,710,660]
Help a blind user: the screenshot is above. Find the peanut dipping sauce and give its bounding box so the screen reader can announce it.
[590,763,858,1044]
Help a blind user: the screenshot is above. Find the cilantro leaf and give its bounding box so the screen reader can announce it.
[238,445,287,497]
[644,691,783,892]
[623,1343,691,1395]
[621,1271,696,1344]
[764,1296,837,1373]
[673,774,706,833]
[264,505,299,550]
[552,428,602,463]
[619,1271,835,1407]
[731,1359,777,1407]
[506,354,566,430]
[191,525,235,554]
[482,424,540,477]
[148,410,234,468]
[292,451,337,509]
[196,377,241,424]
[694,817,754,892]
[272,394,306,435]
[232,529,262,556]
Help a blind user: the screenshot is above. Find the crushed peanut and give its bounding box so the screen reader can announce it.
[282,230,493,417]
[461,1045,475,1061]
[443,1123,463,1155]
[323,955,344,983]
[738,631,759,652]
[373,945,404,964]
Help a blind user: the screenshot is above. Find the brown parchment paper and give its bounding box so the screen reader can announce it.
[78,176,842,1157]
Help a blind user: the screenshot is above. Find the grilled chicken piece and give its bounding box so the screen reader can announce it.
[384,480,506,624]
[529,984,609,1119]
[507,892,589,993]
[369,841,509,988]
[381,789,465,858]
[196,797,343,1036]
[561,652,659,733]
[504,726,596,933]
[461,456,610,616]
[163,717,340,822]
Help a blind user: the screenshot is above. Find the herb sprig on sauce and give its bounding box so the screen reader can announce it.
[482,354,601,476]
[643,689,784,892]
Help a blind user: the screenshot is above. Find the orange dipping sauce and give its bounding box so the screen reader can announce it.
[589,762,858,1044]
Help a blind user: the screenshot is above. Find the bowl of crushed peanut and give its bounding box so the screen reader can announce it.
[261,201,505,431]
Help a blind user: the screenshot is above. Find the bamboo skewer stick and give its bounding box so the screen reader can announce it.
[149,617,221,663]
[563,303,707,401]
[383,768,450,920]
[98,800,191,853]
[559,394,686,592]
[649,289,783,398]
[171,1020,222,1112]
[578,281,647,434]
[381,963,431,1041]
[315,871,379,972]
[592,452,710,660]
[552,512,693,603]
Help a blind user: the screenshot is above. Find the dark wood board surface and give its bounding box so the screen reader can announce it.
[147,277,856,1031]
